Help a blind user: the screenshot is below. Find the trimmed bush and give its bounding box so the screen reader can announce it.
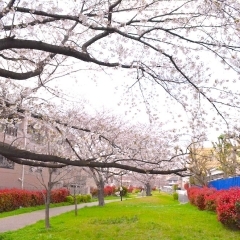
[173,192,178,201]
[216,188,240,227]
[187,186,240,229]
[187,187,217,210]
[117,186,128,197]
[0,188,69,213]
[51,188,69,203]
[104,186,116,196]
[65,194,92,204]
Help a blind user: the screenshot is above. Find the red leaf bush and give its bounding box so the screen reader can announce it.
[104,185,116,196]
[0,188,69,213]
[50,188,69,203]
[187,187,240,228]
[216,188,240,227]
[187,187,217,210]
[90,185,116,197]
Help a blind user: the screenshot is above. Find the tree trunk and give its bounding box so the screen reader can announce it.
[45,169,53,229]
[145,182,151,196]
[45,182,51,229]
[97,180,105,206]
[74,187,78,216]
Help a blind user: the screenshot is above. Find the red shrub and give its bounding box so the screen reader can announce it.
[216,188,240,227]
[51,188,69,203]
[187,187,240,228]
[0,191,14,212]
[187,187,200,205]
[184,182,190,190]
[127,186,134,193]
[104,186,116,196]
[90,187,98,197]
[187,187,217,210]
[205,190,224,211]
[0,188,68,213]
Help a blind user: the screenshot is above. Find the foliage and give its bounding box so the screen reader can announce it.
[50,188,70,203]
[172,184,178,191]
[188,187,240,229]
[127,186,134,193]
[216,188,240,228]
[65,194,91,204]
[117,186,128,197]
[173,192,178,201]
[127,186,143,194]
[104,186,116,196]
[212,135,236,178]
[184,182,190,190]
[90,186,116,198]
[90,187,98,198]
[204,190,224,212]
[2,0,240,178]
[187,187,217,210]
[0,188,69,213]
[1,193,240,240]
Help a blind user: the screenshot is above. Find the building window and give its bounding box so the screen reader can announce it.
[0,155,14,169]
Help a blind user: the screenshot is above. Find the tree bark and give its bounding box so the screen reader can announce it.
[45,182,51,229]
[74,187,78,216]
[45,170,53,229]
[97,179,105,206]
[145,182,151,196]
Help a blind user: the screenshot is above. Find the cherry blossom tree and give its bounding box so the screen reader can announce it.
[26,165,74,228]
[0,80,188,182]
[1,0,240,183]
[0,0,240,121]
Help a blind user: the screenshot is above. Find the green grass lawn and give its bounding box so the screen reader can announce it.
[0,192,239,240]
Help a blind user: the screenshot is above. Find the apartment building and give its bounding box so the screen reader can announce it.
[0,115,94,193]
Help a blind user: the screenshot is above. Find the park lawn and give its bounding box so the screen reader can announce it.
[0,193,239,240]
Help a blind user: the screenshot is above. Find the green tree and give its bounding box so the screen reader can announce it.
[212,134,236,178]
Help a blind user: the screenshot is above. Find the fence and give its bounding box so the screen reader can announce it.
[209,176,240,190]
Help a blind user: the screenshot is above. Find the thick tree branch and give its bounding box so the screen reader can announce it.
[0,66,43,80]
[5,155,66,168]
[0,143,187,175]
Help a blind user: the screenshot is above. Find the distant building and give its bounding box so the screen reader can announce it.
[0,114,95,192]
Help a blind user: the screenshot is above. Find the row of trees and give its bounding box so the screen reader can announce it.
[0,0,240,176]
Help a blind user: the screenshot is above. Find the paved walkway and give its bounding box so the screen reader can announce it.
[0,200,119,233]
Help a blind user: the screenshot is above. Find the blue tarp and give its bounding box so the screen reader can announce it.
[209,176,240,190]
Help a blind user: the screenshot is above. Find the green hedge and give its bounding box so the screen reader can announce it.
[65,194,92,204]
